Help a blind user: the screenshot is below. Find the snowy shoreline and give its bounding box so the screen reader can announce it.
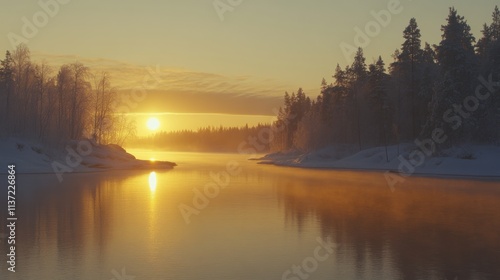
[258,144,500,180]
[0,138,176,175]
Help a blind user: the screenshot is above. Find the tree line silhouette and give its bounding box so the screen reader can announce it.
[271,7,500,154]
[128,124,271,152]
[0,44,135,145]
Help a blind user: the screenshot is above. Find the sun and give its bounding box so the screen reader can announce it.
[146,117,160,131]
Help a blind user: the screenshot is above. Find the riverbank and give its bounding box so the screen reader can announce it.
[0,137,176,174]
[259,144,500,179]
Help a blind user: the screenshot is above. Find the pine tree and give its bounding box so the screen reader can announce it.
[428,8,477,145]
[269,6,500,152]
[400,18,422,65]
[477,23,492,59]
[421,42,436,64]
[400,18,423,138]
[475,6,500,142]
[416,42,438,138]
[273,89,311,150]
[320,77,333,123]
[0,51,14,135]
[477,6,500,74]
[491,5,500,40]
[369,57,391,160]
[349,48,367,150]
[436,7,476,76]
[350,48,368,82]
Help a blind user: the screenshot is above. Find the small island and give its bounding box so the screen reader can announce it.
[0,138,176,177]
[0,44,176,178]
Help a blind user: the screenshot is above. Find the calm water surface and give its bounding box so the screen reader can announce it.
[1,151,500,280]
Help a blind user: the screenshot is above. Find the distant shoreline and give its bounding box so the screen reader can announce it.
[258,144,500,181]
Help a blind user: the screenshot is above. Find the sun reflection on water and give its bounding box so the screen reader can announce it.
[149,172,157,193]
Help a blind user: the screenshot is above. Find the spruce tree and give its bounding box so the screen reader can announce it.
[349,48,367,150]
[400,18,423,138]
[429,7,477,145]
[0,51,14,135]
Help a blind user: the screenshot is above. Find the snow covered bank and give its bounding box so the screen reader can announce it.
[0,138,176,175]
[259,144,500,179]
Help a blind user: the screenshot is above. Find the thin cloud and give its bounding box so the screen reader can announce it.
[31,52,296,115]
[32,51,291,96]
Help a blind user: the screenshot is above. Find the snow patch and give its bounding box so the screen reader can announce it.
[0,138,176,175]
[259,144,500,178]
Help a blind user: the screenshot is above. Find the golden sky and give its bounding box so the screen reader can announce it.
[1,0,498,133]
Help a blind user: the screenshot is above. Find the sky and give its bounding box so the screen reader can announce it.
[0,0,498,134]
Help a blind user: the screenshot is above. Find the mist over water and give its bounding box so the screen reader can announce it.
[1,151,499,280]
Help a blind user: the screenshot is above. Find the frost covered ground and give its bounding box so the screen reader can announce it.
[0,138,176,175]
[259,143,500,179]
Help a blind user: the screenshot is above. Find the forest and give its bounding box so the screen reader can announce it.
[2,7,499,156]
[0,44,135,145]
[129,124,271,152]
[270,7,500,154]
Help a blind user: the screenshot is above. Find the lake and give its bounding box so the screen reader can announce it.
[1,151,500,280]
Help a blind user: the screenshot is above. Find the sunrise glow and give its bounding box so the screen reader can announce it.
[146,117,160,131]
[2,2,500,279]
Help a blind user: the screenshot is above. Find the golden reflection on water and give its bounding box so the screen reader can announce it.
[277,171,500,279]
[149,171,157,193]
[146,171,159,262]
[4,152,500,280]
